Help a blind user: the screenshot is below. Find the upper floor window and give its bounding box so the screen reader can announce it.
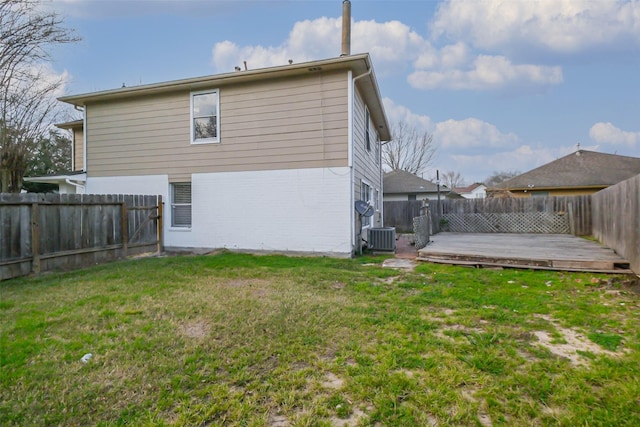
[191,90,219,144]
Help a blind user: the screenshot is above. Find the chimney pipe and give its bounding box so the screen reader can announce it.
[341,0,351,56]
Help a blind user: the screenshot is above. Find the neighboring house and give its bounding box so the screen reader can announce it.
[55,53,391,257]
[453,183,486,199]
[23,170,86,194]
[23,119,87,194]
[489,150,640,197]
[383,169,460,201]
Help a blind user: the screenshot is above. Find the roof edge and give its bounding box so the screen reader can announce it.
[59,54,371,106]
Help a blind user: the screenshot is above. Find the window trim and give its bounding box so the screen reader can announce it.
[190,89,220,145]
[361,180,373,228]
[170,182,192,229]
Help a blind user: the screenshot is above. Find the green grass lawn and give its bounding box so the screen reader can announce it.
[1,252,639,426]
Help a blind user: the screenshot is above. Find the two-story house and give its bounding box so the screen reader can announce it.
[56,53,390,257]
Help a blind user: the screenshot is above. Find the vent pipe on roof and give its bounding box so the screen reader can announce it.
[341,0,351,56]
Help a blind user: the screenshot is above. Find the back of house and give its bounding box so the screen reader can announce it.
[58,54,390,257]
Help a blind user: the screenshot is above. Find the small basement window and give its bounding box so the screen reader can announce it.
[171,183,192,227]
[191,90,220,144]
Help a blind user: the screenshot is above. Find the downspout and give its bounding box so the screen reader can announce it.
[69,127,75,171]
[65,178,85,193]
[348,70,355,254]
[81,105,87,173]
[74,105,85,172]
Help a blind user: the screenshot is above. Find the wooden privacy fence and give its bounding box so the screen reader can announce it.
[383,200,424,232]
[428,195,592,236]
[1,193,163,281]
[592,174,640,274]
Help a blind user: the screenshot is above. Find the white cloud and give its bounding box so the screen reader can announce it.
[382,98,433,132]
[433,118,520,148]
[409,54,563,91]
[212,17,430,74]
[589,122,640,147]
[447,144,580,183]
[212,16,564,91]
[431,0,640,55]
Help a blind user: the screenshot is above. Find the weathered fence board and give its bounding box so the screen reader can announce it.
[592,174,640,274]
[0,193,162,281]
[383,200,425,232]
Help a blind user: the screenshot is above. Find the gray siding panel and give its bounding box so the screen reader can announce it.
[352,89,383,229]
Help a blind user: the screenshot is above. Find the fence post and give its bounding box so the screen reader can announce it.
[157,195,163,253]
[568,202,576,235]
[31,203,41,274]
[121,202,128,257]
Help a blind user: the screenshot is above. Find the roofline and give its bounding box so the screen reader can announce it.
[24,172,86,183]
[59,54,371,106]
[58,53,391,141]
[496,149,640,189]
[55,119,83,130]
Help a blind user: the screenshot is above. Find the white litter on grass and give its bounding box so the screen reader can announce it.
[81,353,93,363]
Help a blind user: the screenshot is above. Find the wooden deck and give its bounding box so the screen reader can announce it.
[417,233,632,273]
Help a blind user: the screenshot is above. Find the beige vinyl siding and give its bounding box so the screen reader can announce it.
[73,128,84,171]
[86,71,349,178]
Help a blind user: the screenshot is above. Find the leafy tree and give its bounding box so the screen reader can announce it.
[0,0,78,192]
[22,130,72,193]
[484,170,520,187]
[440,170,466,189]
[382,120,436,176]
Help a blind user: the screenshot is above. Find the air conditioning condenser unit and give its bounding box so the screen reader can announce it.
[368,227,396,252]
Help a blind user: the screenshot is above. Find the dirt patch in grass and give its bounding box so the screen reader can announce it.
[532,314,624,366]
[321,372,344,390]
[178,320,210,339]
[330,406,370,427]
[268,414,291,427]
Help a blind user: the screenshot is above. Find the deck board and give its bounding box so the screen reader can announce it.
[417,233,631,273]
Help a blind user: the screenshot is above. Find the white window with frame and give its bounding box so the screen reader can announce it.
[191,89,220,144]
[171,183,192,228]
[375,133,380,165]
[361,181,373,227]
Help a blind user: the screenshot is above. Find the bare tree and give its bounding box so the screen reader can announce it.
[0,0,79,192]
[484,170,520,187]
[382,120,436,176]
[440,170,465,189]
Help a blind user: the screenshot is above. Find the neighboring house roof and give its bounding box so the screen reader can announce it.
[494,150,640,191]
[58,53,391,141]
[24,171,86,183]
[55,119,83,130]
[383,170,439,194]
[453,183,485,194]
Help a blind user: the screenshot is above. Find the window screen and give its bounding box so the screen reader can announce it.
[171,183,192,227]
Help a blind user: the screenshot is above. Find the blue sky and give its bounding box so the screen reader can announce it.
[47,0,640,183]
